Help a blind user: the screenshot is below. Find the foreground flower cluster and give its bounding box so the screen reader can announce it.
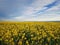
[0,22,60,45]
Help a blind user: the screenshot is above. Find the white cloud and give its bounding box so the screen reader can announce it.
[9,13,59,21]
[21,0,55,16]
[1,0,60,21]
[12,0,60,21]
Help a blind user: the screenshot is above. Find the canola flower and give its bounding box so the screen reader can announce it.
[0,22,60,45]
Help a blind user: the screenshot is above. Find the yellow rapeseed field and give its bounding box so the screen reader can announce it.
[0,22,60,45]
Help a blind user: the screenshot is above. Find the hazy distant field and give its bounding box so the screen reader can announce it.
[0,22,60,45]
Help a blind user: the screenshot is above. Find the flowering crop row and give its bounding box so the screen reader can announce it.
[0,22,60,45]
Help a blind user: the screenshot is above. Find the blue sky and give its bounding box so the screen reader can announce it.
[0,0,60,21]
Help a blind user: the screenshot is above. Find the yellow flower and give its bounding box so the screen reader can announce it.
[23,33,25,36]
[56,43,58,45]
[47,37,51,42]
[0,38,2,41]
[31,34,34,37]
[22,35,25,39]
[24,37,27,40]
[26,40,29,45]
[45,43,48,45]
[18,40,22,45]
[5,39,8,42]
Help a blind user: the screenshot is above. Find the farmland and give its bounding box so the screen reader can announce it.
[0,22,60,45]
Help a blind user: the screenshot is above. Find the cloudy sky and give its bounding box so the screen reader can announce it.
[0,0,60,21]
